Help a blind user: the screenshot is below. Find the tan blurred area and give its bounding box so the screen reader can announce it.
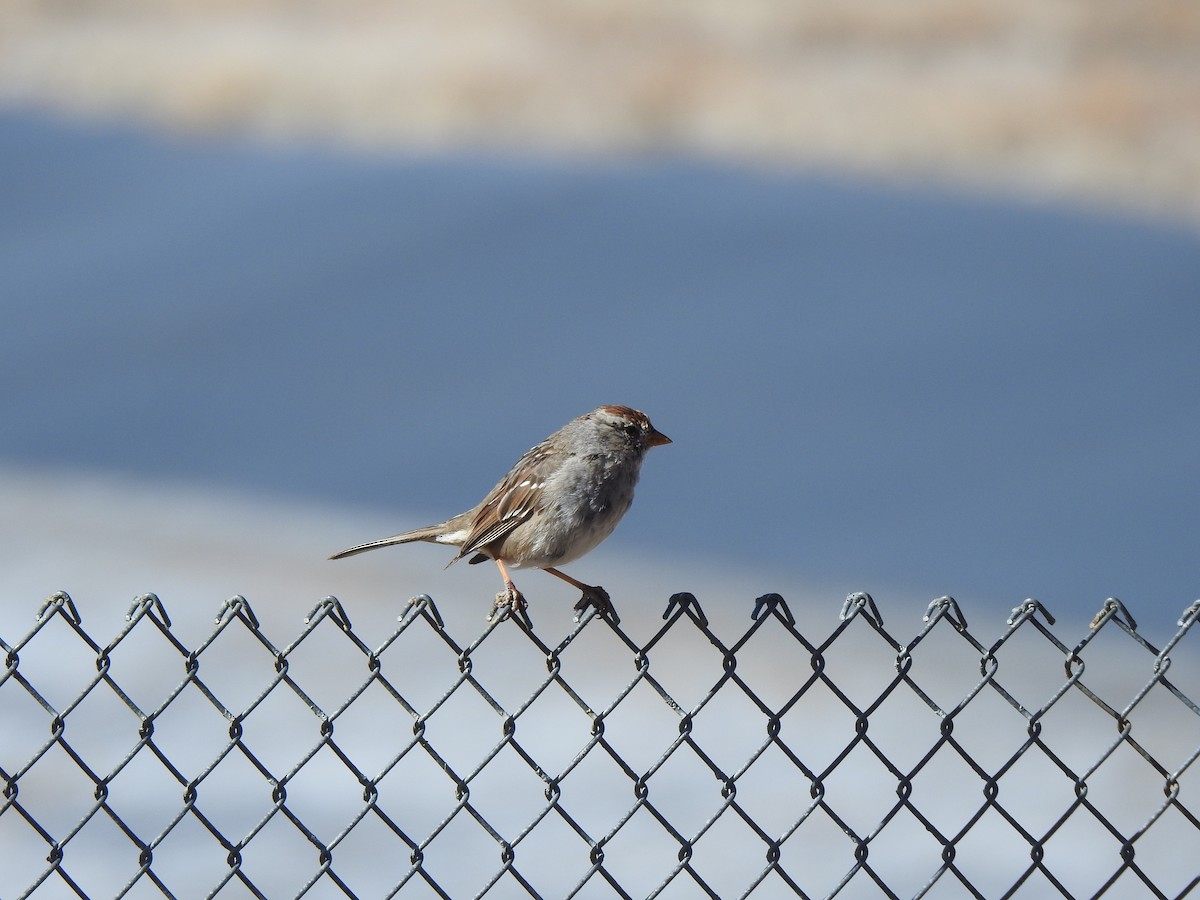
[2,0,1198,225]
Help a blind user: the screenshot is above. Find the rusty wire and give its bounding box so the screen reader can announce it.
[2,590,1198,899]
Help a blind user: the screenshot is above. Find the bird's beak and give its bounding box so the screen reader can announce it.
[647,429,672,447]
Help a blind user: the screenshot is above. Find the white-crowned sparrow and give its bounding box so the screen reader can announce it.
[331,405,670,622]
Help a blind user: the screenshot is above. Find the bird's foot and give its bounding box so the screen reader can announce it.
[573,585,619,625]
[489,584,533,628]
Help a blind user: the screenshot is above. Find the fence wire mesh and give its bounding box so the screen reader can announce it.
[2,589,1199,899]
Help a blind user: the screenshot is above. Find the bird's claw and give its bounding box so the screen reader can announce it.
[489,586,533,628]
[573,585,619,625]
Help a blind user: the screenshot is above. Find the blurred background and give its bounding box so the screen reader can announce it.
[2,1,1199,896]
[2,0,1197,636]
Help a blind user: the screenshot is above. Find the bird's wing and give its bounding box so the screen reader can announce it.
[454,441,557,560]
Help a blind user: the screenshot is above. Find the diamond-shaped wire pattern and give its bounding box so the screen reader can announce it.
[2,590,1198,898]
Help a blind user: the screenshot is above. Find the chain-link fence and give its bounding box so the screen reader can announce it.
[2,589,1198,899]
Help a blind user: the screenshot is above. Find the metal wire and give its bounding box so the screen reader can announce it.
[2,590,1198,899]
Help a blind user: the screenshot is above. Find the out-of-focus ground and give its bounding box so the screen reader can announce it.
[2,0,1198,226]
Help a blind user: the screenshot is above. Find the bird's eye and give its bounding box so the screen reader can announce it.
[623,424,640,438]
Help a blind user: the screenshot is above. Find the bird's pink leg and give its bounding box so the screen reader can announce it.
[488,558,530,624]
[543,568,617,623]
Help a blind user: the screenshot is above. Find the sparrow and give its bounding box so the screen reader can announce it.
[331,405,670,623]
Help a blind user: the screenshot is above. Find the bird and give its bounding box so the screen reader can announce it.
[330,405,670,623]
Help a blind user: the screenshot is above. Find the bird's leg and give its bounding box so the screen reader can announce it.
[488,559,532,627]
[543,567,619,624]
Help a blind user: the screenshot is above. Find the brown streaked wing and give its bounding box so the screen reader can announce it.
[454,441,557,559]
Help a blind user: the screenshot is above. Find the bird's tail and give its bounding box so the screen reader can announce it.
[329,524,448,560]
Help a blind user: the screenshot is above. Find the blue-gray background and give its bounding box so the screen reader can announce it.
[3,112,1197,627]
